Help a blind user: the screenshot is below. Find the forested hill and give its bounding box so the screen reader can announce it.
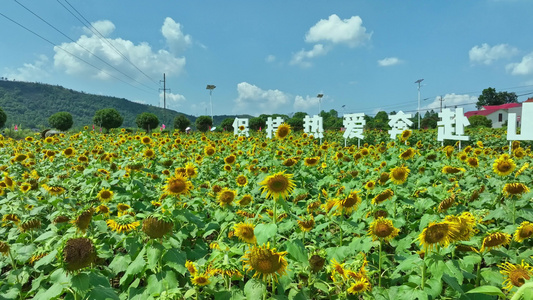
[0,80,195,129]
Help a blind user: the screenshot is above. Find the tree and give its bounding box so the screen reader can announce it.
[366,111,390,130]
[476,87,518,109]
[468,115,492,128]
[287,117,304,131]
[0,107,7,128]
[195,115,212,132]
[220,118,235,132]
[420,110,439,129]
[173,114,191,132]
[93,108,123,132]
[136,112,159,132]
[48,112,73,131]
[249,117,266,131]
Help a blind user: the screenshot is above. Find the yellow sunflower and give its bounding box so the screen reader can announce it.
[224,154,236,165]
[499,260,533,291]
[442,166,465,174]
[399,148,416,160]
[164,173,193,197]
[304,157,320,167]
[191,272,211,286]
[337,191,361,215]
[368,217,399,242]
[297,216,315,232]
[389,165,410,185]
[503,183,530,198]
[217,188,237,207]
[184,162,197,178]
[106,215,140,234]
[514,221,533,243]
[347,277,371,295]
[493,154,516,176]
[237,194,253,206]
[96,188,114,202]
[259,171,296,201]
[236,174,248,187]
[143,148,155,159]
[233,222,257,244]
[443,212,477,241]
[276,123,291,139]
[242,243,288,282]
[204,146,216,156]
[480,232,511,252]
[418,221,461,252]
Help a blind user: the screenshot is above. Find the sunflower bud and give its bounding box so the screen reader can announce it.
[142,215,173,239]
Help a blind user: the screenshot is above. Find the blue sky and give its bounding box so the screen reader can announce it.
[2,0,533,118]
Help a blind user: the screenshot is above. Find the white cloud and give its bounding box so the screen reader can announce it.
[265,55,276,63]
[422,93,478,113]
[377,57,402,67]
[234,82,290,115]
[305,14,371,47]
[290,44,328,67]
[83,20,115,37]
[3,55,50,81]
[53,19,187,81]
[160,91,186,110]
[506,52,533,75]
[161,17,192,54]
[469,43,519,65]
[293,95,320,112]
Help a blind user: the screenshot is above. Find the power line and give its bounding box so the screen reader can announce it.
[0,11,154,95]
[57,0,160,86]
[13,0,156,93]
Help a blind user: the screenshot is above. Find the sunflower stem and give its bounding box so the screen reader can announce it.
[421,253,426,289]
[475,252,484,287]
[378,240,383,288]
[8,249,20,285]
[263,281,267,300]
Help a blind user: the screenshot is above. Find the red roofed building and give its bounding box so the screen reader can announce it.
[465,102,523,128]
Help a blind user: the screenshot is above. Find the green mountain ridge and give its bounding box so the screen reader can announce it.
[0,80,252,130]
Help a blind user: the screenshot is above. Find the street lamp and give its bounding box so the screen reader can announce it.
[206,85,216,122]
[415,79,424,129]
[317,93,323,115]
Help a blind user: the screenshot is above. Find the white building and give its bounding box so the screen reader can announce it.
[465,100,530,128]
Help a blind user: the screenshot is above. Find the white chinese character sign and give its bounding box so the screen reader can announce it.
[507,102,533,141]
[303,115,324,139]
[232,118,249,137]
[343,113,365,147]
[388,111,413,139]
[437,108,470,142]
[265,117,285,139]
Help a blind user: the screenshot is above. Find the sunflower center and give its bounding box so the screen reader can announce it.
[269,176,288,192]
[510,269,529,287]
[425,224,448,243]
[168,179,187,194]
[519,225,533,239]
[375,223,393,238]
[251,250,281,274]
[343,196,358,207]
[498,162,511,172]
[220,191,235,203]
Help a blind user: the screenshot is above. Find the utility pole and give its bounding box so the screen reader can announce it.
[439,96,445,112]
[159,73,171,126]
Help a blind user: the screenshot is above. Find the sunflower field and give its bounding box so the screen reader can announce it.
[0,127,532,300]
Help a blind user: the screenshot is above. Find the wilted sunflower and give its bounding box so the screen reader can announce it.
[276,123,291,139]
[237,194,253,206]
[0,241,10,256]
[444,212,477,241]
[389,165,410,185]
[372,189,394,205]
[142,214,173,239]
[233,222,257,244]
[330,258,347,282]
[72,208,94,233]
[19,218,41,232]
[304,156,320,167]
[493,154,516,176]
[217,188,237,207]
[2,213,20,226]
[499,260,533,291]
[106,215,140,234]
[438,194,455,212]
[297,216,315,232]
[515,162,529,177]
[418,221,461,252]
[283,157,298,167]
[243,243,288,282]
[442,166,465,174]
[259,171,296,201]
[514,221,533,243]
[503,183,530,198]
[347,277,371,295]
[337,191,361,215]
[164,173,193,197]
[368,217,399,242]
[399,148,416,160]
[62,237,96,272]
[481,232,511,252]
[236,174,248,187]
[96,188,114,202]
